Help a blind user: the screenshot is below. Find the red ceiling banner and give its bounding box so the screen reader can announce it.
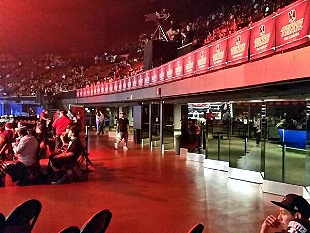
[114,81,119,92]
[195,45,210,74]
[227,27,250,65]
[117,80,122,92]
[158,65,166,84]
[104,83,109,94]
[95,84,100,95]
[90,85,94,96]
[132,75,138,89]
[143,70,150,87]
[100,83,104,95]
[150,68,159,85]
[137,73,144,88]
[276,0,310,51]
[121,78,127,92]
[209,38,228,70]
[165,62,174,81]
[183,53,195,77]
[108,82,114,93]
[76,89,81,98]
[173,58,184,80]
[250,13,276,60]
[127,76,132,90]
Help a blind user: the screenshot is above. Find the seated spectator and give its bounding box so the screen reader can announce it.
[260,193,310,233]
[5,127,39,185]
[0,122,15,160]
[47,125,83,184]
[181,24,195,45]
[52,109,71,149]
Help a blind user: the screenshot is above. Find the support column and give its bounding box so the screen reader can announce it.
[173,104,181,135]
[149,103,152,148]
[132,105,142,144]
[159,100,164,154]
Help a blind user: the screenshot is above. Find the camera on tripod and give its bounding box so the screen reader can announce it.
[145,9,170,23]
[145,9,170,42]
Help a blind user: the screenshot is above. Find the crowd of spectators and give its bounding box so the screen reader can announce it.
[0,108,86,185]
[0,0,297,98]
[164,0,296,46]
[0,55,144,97]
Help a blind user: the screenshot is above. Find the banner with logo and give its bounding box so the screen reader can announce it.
[137,73,144,88]
[117,79,123,92]
[158,65,166,84]
[132,75,138,89]
[195,45,210,74]
[143,70,151,87]
[173,58,184,80]
[76,89,81,98]
[250,13,276,60]
[209,38,228,70]
[114,81,119,92]
[227,27,250,65]
[95,84,100,95]
[165,61,174,82]
[120,79,126,92]
[127,76,132,90]
[90,85,95,96]
[85,87,89,96]
[150,67,159,85]
[108,82,114,93]
[276,0,310,51]
[104,83,109,94]
[183,52,196,77]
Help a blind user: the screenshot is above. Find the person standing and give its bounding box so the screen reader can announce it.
[52,109,71,149]
[254,113,262,145]
[115,112,129,150]
[95,110,105,135]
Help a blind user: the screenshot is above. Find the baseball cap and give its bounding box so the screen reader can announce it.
[287,219,310,233]
[271,194,310,218]
[5,122,13,129]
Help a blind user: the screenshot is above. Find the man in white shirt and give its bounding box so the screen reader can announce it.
[6,127,38,184]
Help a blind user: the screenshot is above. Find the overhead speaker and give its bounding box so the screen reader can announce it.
[143,40,177,71]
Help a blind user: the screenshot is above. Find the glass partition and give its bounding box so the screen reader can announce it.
[264,100,308,185]
[181,99,309,186]
[163,104,175,150]
[141,104,150,140]
[229,102,263,171]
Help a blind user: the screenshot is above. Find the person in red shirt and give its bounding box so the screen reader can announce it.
[52,109,71,149]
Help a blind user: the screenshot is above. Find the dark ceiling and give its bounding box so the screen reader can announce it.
[0,0,219,58]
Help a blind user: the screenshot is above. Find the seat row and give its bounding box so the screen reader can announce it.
[0,199,204,233]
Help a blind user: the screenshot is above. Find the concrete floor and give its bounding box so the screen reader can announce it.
[0,131,283,233]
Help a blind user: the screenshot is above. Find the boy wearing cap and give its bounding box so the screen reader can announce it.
[260,194,310,233]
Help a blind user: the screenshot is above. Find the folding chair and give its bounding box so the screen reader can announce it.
[0,160,7,187]
[58,226,80,233]
[80,209,112,233]
[0,143,13,161]
[0,212,5,232]
[78,146,94,172]
[187,223,204,233]
[3,199,42,233]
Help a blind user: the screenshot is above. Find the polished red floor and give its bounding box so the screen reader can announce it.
[0,131,281,233]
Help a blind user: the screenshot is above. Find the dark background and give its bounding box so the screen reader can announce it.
[0,0,222,58]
